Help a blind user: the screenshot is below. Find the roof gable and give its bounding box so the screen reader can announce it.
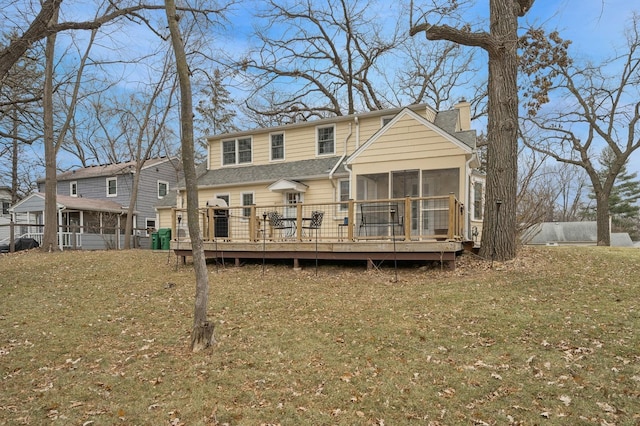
[346,108,474,165]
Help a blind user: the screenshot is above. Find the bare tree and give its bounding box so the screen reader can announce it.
[238,0,476,124]
[410,0,536,261]
[165,0,214,352]
[520,17,640,245]
[517,144,588,233]
[57,48,180,249]
[0,35,43,202]
[0,0,173,82]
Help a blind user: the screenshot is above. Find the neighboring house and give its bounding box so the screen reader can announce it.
[0,186,11,219]
[11,157,181,250]
[522,221,635,247]
[158,102,485,241]
[0,186,13,242]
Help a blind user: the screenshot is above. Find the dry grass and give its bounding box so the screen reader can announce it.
[1,246,639,425]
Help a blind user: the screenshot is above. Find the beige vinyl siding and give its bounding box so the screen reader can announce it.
[353,117,467,166]
[206,105,436,170]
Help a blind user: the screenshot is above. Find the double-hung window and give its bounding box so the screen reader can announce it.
[158,180,169,198]
[473,181,484,220]
[222,137,253,166]
[106,177,117,197]
[241,192,254,217]
[70,181,78,197]
[270,133,284,161]
[317,125,335,155]
[338,179,350,211]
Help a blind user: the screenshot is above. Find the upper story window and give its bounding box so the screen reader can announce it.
[2,201,9,216]
[158,180,169,198]
[106,177,117,197]
[222,137,252,166]
[70,181,78,197]
[381,116,394,127]
[317,125,335,156]
[270,133,285,161]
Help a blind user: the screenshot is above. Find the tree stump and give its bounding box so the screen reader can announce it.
[191,321,215,352]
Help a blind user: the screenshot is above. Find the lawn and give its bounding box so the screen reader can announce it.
[1,247,639,425]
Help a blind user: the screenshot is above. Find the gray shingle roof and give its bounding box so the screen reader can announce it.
[190,156,347,189]
[434,110,476,148]
[50,157,176,182]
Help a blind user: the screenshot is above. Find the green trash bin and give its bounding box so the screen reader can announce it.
[151,232,159,250]
[158,228,172,250]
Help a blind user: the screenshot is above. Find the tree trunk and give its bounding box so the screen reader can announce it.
[42,8,60,252]
[410,0,526,262]
[595,192,611,246]
[11,112,19,205]
[123,168,141,250]
[165,0,215,352]
[477,0,519,261]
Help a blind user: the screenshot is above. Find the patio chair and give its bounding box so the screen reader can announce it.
[267,211,290,239]
[302,210,324,239]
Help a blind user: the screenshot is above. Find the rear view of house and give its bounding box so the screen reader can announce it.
[159,102,484,241]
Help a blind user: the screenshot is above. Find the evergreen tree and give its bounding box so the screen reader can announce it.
[195,68,238,155]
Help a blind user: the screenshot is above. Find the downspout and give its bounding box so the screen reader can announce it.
[354,116,360,149]
[329,122,353,203]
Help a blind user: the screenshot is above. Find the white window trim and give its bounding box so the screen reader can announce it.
[269,132,286,162]
[70,181,78,197]
[338,178,350,211]
[157,180,169,199]
[241,191,255,218]
[221,137,253,166]
[472,179,485,221]
[106,177,117,197]
[145,217,156,237]
[316,124,336,156]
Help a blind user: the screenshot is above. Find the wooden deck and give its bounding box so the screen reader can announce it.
[171,239,465,270]
[169,196,470,270]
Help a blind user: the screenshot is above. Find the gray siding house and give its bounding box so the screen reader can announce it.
[0,186,13,242]
[11,157,181,250]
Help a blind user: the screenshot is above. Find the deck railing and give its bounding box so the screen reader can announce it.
[171,195,465,243]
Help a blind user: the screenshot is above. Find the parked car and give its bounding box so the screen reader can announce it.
[0,237,40,253]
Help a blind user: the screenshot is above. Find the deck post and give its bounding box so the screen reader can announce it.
[347,200,355,241]
[448,194,456,240]
[206,207,213,241]
[171,208,177,242]
[249,205,257,241]
[404,197,411,240]
[296,203,303,242]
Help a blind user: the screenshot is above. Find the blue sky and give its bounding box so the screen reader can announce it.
[526,0,640,174]
[6,0,640,181]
